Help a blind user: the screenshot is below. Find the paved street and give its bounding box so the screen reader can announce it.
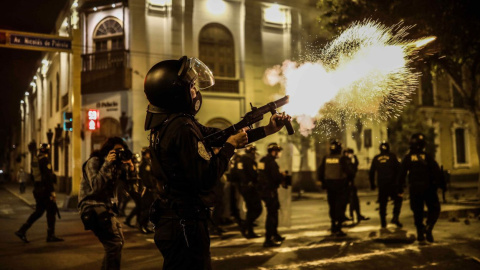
[1,182,480,270]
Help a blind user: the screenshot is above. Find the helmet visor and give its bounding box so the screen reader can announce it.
[184,58,215,90]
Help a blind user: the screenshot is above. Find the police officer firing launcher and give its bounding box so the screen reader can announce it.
[143,56,291,269]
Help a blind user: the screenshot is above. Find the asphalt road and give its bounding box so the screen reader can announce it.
[1,186,480,270]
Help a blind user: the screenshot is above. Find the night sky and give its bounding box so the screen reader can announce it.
[0,0,68,161]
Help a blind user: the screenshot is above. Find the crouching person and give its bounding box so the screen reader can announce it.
[78,137,136,270]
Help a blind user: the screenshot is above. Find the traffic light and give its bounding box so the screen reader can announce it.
[87,109,100,131]
[63,112,73,131]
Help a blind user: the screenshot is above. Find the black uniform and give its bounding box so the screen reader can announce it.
[16,152,61,242]
[398,150,441,241]
[318,154,353,234]
[369,152,402,227]
[258,154,284,243]
[149,113,266,270]
[227,154,243,225]
[238,152,262,237]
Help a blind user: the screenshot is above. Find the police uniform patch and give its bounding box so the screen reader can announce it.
[198,141,212,160]
[237,162,243,170]
[258,162,265,170]
[146,165,151,171]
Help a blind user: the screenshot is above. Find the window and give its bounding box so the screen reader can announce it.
[199,23,235,78]
[455,128,466,164]
[93,17,124,52]
[452,84,464,108]
[56,73,60,112]
[420,66,434,106]
[49,82,53,117]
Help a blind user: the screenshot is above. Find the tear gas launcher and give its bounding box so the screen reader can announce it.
[204,95,295,147]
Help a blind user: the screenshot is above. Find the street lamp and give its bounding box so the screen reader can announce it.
[46,129,54,158]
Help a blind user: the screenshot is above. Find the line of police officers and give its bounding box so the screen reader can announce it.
[319,133,444,243]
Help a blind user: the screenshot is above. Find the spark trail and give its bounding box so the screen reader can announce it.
[264,20,435,136]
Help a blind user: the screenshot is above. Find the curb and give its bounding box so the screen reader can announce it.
[2,186,35,208]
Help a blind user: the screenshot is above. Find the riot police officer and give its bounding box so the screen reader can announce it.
[238,144,262,239]
[317,140,353,236]
[258,143,287,247]
[144,56,290,269]
[369,141,403,228]
[15,143,63,243]
[398,133,442,243]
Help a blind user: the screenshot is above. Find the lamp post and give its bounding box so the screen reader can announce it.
[46,129,53,159]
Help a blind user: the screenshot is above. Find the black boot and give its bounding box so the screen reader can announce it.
[416,226,425,242]
[46,229,64,242]
[263,238,282,247]
[380,217,387,228]
[15,223,30,243]
[244,227,260,239]
[425,225,434,243]
[391,217,403,228]
[273,233,286,242]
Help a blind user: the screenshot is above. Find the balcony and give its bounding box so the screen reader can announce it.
[81,50,132,94]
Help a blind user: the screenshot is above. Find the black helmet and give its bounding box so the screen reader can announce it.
[39,143,50,154]
[410,133,426,151]
[267,143,283,153]
[144,56,214,115]
[245,144,257,154]
[379,141,390,153]
[330,139,342,154]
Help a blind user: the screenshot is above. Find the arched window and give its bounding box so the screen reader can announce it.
[93,17,124,52]
[199,23,235,78]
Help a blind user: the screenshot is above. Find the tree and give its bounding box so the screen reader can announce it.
[317,0,480,194]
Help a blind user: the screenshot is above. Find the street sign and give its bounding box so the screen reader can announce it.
[0,29,72,52]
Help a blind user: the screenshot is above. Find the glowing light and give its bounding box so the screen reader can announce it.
[149,0,171,6]
[206,0,226,15]
[265,20,430,135]
[20,100,24,104]
[30,82,36,87]
[25,92,29,96]
[42,59,49,65]
[93,7,97,11]
[112,4,116,8]
[72,1,78,8]
[33,76,37,80]
[264,4,287,25]
[412,36,436,48]
[87,109,100,130]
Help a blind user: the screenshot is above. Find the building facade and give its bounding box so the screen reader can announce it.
[16,0,478,201]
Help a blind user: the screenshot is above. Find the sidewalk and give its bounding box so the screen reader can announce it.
[1,181,69,210]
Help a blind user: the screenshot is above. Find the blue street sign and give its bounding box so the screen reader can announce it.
[0,29,72,52]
